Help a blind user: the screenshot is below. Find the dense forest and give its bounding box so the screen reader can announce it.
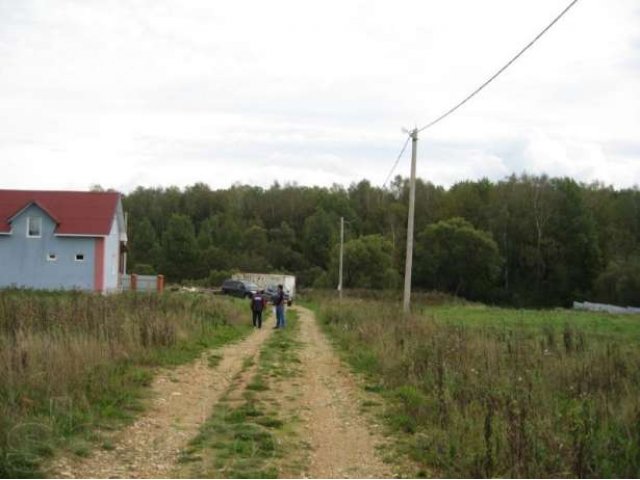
[121,174,640,308]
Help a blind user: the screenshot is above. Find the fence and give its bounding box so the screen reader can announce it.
[120,274,165,293]
[573,300,640,315]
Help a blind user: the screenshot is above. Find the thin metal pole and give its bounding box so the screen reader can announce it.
[403,129,418,314]
[338,216,344,300]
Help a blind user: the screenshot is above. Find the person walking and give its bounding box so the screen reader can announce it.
[250,290,266,329]
[273,284,286,329]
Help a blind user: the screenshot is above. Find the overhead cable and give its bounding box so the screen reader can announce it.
[417,0,581,133]
[382,134,411,188]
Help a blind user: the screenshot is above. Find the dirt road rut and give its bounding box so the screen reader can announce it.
[294,306,392,478]
[47,326,271,478]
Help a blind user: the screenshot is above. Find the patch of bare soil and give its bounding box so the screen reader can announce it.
[46,326,271,479]
[293,306,394,479]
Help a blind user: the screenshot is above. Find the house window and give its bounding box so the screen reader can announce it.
[75,253,85,262]
[27,217,42,238]
[47,253,57,262]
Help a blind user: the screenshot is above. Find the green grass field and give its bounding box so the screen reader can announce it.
[0,290,251,478]
[307,292,640,478]
[422,303,640,341]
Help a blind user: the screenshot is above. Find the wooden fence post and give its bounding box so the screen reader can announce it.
[131,273,138,292]
[157,274,165,293]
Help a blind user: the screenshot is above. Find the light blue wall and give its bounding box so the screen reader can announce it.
[104,216,120,292]
[0,204,96,290]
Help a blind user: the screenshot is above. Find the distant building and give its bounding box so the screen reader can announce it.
[0,190,128,293]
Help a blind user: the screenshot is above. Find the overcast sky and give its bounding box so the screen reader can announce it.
[1,0,639,193]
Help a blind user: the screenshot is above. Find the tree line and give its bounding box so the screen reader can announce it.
[123,174,640,307]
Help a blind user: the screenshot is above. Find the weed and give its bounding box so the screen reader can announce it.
[0,290,250,477]
[70,440,90,458]
[242,356,255,369]
[246,375,269,392]
[207,353,223,368]
[101,440,115,451]
[255,417,283,429]
[309,294,640,478]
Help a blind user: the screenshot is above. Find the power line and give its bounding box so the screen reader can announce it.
[382,134,411,188]
[394,0,581,313]
[417,0,581,133]
[382,0,580,189]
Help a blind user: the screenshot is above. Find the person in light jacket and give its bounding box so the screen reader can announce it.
[273,284,286,329]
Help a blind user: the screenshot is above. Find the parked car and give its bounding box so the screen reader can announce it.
[263,284,293,306]
[221,279,259,298]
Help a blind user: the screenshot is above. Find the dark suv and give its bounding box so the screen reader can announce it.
[221,279,258,298]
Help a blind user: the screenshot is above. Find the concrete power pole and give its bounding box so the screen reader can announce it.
[338,216,344,300]
[402,129,418,314]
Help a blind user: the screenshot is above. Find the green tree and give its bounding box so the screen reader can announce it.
[237,224,271,272]
[200,245,230,272]
[543,178,601,305]
[267,221,309,272]
[443,178,493,228]
[595,256,640,306]
[160,214,199,282]
[415,217,502,299]
[302,208,337,269]
[184,182,213,225]
[328,234,399,289]
[119,177,640,306]
[268,221,296,249]
[129,218,161,270]
[243,224,269,252]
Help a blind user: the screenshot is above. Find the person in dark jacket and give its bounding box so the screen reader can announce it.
[250,290,266,329]
[273,284,286,329]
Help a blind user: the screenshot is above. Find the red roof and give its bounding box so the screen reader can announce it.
[0,190,121,236]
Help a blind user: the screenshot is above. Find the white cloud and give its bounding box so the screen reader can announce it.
[521,131,640,188]
[0,0,639,192]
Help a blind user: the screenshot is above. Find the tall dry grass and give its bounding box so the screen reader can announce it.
[315,296,640,478]
[0,289,247,477]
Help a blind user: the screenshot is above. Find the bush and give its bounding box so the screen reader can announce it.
[132,263,156,275]
[415,217,503,300]
[207,269,235,288]
[326,234,399,289]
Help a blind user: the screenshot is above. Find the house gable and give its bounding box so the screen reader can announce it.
[0,190,121,236]
[7,202,59,238]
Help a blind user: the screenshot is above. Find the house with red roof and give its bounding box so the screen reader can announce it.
[0,190,128,293]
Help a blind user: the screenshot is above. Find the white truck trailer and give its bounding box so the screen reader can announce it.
[231,273,296,299]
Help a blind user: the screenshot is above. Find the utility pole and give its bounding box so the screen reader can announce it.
[403,129,418,314]
[338,216,344,300]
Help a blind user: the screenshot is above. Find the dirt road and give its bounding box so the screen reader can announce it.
[47,327,272,478]
[47,306,394,478]
[295,305,392,478]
